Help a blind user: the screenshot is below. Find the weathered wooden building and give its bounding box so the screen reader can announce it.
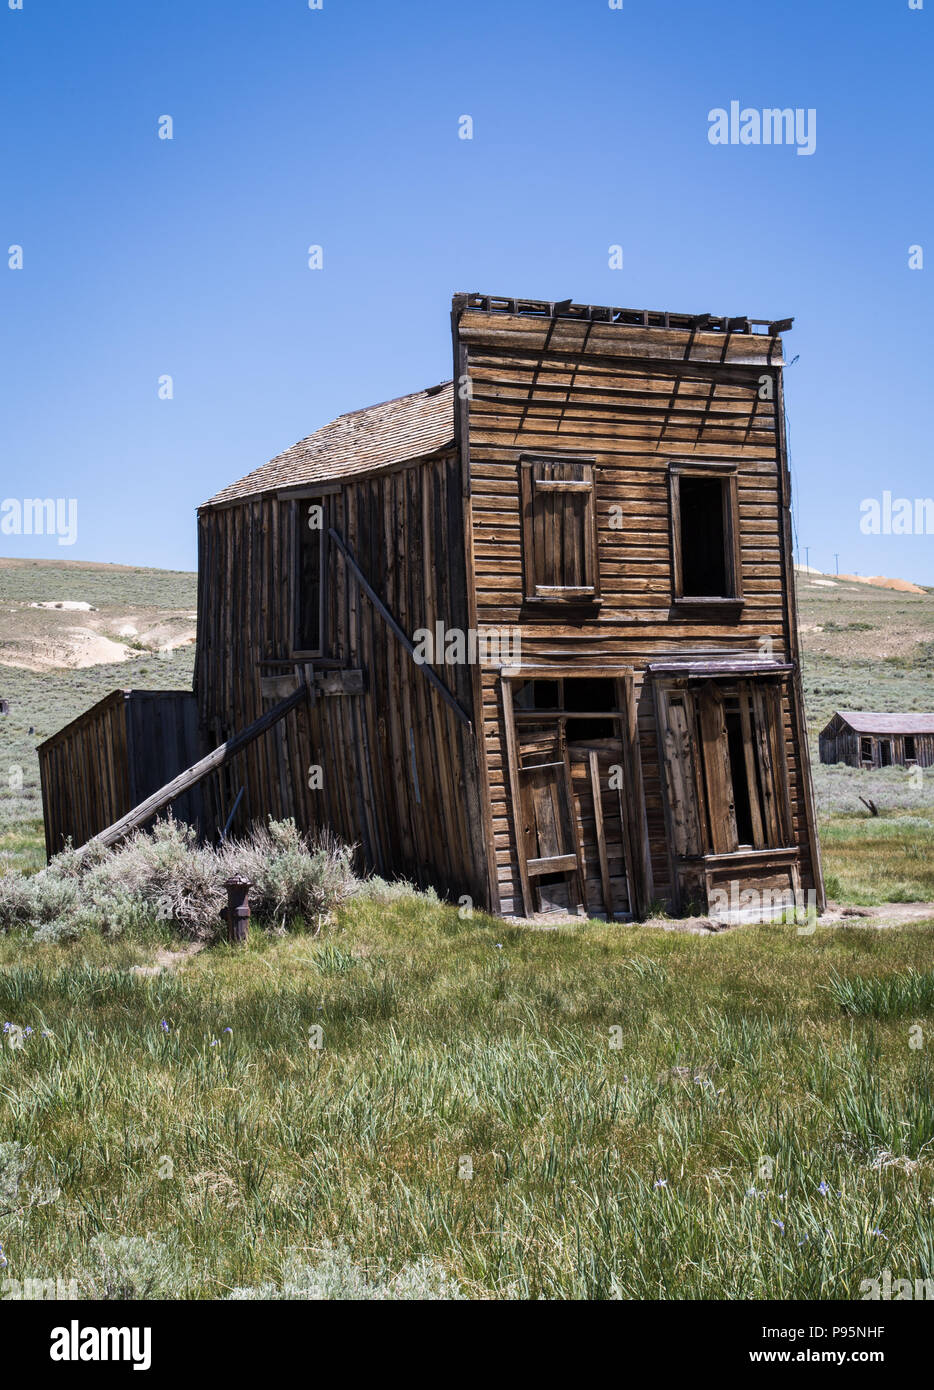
[40,292,825,919]
[38,690,204,857]
[819,711,934,769]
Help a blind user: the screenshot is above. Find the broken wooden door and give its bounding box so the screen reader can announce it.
[515,729,586,913]
[503,671,650,919]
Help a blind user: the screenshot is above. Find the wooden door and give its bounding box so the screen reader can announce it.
[566,741,631,918]
[516,730,586,913]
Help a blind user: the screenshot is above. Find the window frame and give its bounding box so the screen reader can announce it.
[289,490,327,659]
[519,452,601,605]
[668,460,743,607]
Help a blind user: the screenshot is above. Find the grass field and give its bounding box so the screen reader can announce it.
[2,561,934,1299]
[2,902,934,1299]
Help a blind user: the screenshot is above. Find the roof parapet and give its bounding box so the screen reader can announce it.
[453,292,792,337]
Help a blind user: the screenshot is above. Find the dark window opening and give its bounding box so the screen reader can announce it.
[568,717,616,739]
[679,476,728,597]
[564,677,617,739]
[725,708,755,846]
[860,737,873,762]
[295,498,323,654]
[905,735,917,761]
[513,676,619,739]
[514,679,560,711]
[880,740,893,767]
[563,677,615,712]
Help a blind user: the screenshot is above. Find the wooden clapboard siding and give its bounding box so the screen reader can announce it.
[455,303,823,914]
[195,449,488,904]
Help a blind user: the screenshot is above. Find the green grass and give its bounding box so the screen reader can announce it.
[819,813,934,904]
[2,900,934,1299]
[827,965,934,1018]
[0,820,45,875]
[0,562,196,609]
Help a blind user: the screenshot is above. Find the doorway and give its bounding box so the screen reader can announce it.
[502,670,649,919]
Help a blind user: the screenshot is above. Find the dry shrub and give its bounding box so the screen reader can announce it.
[0,816,355,943]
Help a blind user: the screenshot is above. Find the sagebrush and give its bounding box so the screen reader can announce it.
[0,817,355,943]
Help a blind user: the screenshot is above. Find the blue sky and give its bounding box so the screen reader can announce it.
[1,0,931,580]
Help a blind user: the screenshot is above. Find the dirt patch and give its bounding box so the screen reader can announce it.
[510,902,934,934]
[0,600,196,671]
[130,943,204,977]
[837,573,927,595]
[818,902,934,930]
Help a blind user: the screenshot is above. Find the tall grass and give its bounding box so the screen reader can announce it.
[827,966,934,1017]
[1,906,933,1299]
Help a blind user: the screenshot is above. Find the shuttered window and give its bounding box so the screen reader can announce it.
[520,455,599,602]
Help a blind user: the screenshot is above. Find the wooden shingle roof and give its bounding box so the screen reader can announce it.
[834,711,934,735]
[201,381,454,508]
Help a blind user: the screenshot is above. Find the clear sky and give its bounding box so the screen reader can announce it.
[1,0,931,581]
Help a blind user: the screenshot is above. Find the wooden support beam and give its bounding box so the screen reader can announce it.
[259,668,364,701]
[327,526,472,727]
[92,683,311,849]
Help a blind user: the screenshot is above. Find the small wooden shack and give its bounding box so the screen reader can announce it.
[818,711,934,769]
[38,690,204,857]
[40,292,825,920]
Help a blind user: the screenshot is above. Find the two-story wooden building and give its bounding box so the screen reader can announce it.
[40,293,825,920]
[190,292,823,918]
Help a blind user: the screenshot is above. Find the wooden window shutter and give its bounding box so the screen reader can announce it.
[694,682,739,853]
[656,688,707,858]
[520,456,598,601]
[749,682,793,846]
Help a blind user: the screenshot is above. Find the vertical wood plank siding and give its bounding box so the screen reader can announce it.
[455,308,822,914]
[38,691,203,858]
[195,452,488,903]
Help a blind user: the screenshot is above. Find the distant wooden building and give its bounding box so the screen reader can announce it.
[818,711,934,769]
[40,292,825,919]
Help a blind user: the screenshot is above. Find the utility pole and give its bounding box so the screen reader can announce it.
[834,552,839,576]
